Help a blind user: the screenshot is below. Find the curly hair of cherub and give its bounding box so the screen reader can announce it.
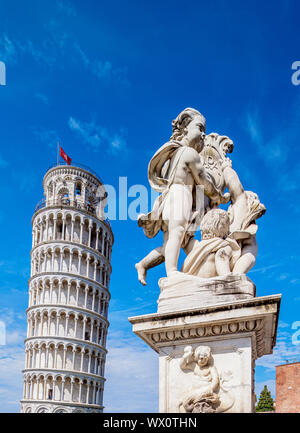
[200,208,230,240]
[194,345,212,362]
[170,107,206,142]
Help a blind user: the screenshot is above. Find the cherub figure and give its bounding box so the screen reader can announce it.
[179,345,220,413]
[181,208,241,277]
[135,108,229,284]
[222,158,266,274]
[181,136,266,277]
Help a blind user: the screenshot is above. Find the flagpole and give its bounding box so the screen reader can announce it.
[57,141,59,166]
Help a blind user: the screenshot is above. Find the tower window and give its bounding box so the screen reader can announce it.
[57,224,62,238]
[75,183,82,196]
[48,389,53,400]
[58,188,70,205]
[61,193,69,205]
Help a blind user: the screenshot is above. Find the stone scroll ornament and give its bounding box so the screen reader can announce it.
[178,345,235,413]
[135,108,266,285]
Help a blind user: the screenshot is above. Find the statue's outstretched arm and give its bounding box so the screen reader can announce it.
[222,163,244,203]
[180,346,195,371]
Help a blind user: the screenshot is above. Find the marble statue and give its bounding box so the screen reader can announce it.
[136,108,230,285]
[179,345,234,413]
[135,109,266,287]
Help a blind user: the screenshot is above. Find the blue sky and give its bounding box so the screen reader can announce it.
[0,0,300,412]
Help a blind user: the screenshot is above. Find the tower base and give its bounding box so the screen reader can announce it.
[129,294,281,413]
[20,399,103,413]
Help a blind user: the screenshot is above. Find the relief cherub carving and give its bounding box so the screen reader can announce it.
[179,345,235,413]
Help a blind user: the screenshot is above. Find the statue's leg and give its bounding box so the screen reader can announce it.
[135,247,165,286]
[164,223,187,276]
[232,235,258,274]
[163,185,191,277]
[183,237,197,256]
[215,246,232,276]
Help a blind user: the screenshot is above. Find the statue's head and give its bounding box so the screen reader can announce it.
[171,108,206,151]
[200,209,230,240]
[194,346,212,367]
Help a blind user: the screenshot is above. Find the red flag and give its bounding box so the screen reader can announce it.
[60,146,72,165]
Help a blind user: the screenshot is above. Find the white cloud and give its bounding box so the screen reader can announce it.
[92,60,112,80]
[0,29,129,86]
[256,326,300,371]
[0,308,27,346]
[73,43,129,85]
[279,163,300,193]
[6,330,26,346]
[243,95,300,199]
[0,154,8,168]
[0,34,17,63]
[0,33,58,68]
[246,111,263,148]
[11,170,39,195]
[248,263,281,275]
[0,346,24,412]
[31,127,58,149]
[68,116,127,154]
[244,109,287,166]
[57,0,76,17]
[16,39,56,67]
[35,93,49,105]
[278,321,290,329]
[0,308,27,412]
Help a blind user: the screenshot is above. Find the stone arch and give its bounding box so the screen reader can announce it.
[57,187,70,201]
[52,407,68,413]
[36,406,49,413]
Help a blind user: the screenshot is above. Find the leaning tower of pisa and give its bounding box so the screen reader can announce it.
[20,163,113,413]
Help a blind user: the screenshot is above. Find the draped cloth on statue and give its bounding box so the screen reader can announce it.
[228,190,266,241]
[181,237,241,276]
[228,225,257,242]
[138,141,188,239]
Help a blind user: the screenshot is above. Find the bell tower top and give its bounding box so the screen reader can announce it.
[35,163,108,221]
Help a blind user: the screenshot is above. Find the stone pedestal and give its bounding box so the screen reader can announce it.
[157,273,256,313]
[129,294,281,413]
